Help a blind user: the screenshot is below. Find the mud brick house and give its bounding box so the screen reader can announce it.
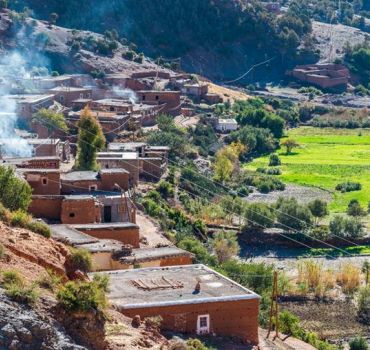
[61,169,130,194]
[50,87,92,107]
[28,75,73,91]
[97,152,140,186]
[70,223,140,247]
[136,91,181,116]
[26,139,71,160]
[6,94,55,121]
[181,83,209,99]
[287,64,350,90]
[104,73,149,91]
[90,99,134,114]
[98,264,260,344]
[17,168,61,195]
[2,156,60,169]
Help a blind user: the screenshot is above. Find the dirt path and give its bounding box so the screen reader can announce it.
[136,210,172,248]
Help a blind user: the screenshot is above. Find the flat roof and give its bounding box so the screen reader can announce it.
[71,222,139,230]
[61,171,98,182]
[218,118,237,124]
[27,139,60,145]
[96,264,259,309]
[99,168,129,174]
[64,194,94,200]
[50,87,92,92]
[17,168,61,173]
[77,239,124,253]
[120,246,193,264]
[93,99,132,107]
[50,224,99,245]
[108,142,146,151]
[97,152,138,160]
[5,94,54,103]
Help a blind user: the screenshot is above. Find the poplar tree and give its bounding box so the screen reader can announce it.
[75,107,105,170]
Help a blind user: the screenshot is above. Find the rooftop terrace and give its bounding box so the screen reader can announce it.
[96,264,259,309]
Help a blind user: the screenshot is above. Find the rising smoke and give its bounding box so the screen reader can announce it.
[0,52,33,157]
[112,86,138,104]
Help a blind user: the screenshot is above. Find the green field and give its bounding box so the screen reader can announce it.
[246,127,370,213]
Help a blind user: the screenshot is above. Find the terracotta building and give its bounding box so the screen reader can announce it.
[18,168,61,195]
[50,87,93,107]
[61,168,130,194]
[136,91,181,116]
[26,139,70,160]
[97,264,260,344]
[287,63,350,90]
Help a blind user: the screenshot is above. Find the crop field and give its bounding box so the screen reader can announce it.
[246,127,370,213]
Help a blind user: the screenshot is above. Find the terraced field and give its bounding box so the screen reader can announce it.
[246,127,370,213]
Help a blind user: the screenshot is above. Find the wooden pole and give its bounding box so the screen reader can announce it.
[267,271,279,340]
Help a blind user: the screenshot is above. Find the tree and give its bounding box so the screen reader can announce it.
[49,12,59,26]
[211,231,240,264]
[347,199,366,217]
[344,218,365,239]
[269,153,281,166]
[75,107,105,170]
[32,108,68,138]
[308,199,329,225]
[244,203,276,231]
[0,166,32,211]
[281,138,300,154]
[329,215,346,237]
[276,197,312,231]
[349,336,369,350]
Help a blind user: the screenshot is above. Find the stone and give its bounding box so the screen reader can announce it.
[1,323,16,338]
[8,339,21,350]
[132,315,141,328]
[17,327,33,343]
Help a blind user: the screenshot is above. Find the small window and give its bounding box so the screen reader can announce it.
[110,106,115,112]
[42,177,48,185]
[199,317,208,328]
[142,95,146,101]
[69,213,75,218]
[155,95,159,100]
[89,185,97,191]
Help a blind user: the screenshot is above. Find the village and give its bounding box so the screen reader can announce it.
[0,68,267,346]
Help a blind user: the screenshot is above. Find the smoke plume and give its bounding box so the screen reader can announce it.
[112,86,138,104]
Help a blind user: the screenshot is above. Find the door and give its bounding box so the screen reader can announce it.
[196,314,210,335]
[103,206,112,222]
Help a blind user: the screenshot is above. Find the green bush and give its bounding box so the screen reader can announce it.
[37,270,62,292]
[123,50,135,60]
[178,237,216,266]
[357,286,370,325]
[5,283,39,304]
[10,210,32,227]
[69,248,92,273]
[92,273,110,292]
[269,153,281,166]
[257,167,282,175]
[347,199,367,217]
[26,220,51,238]
[2,270,23,287]
[157,181,174,199]
[57,279,108,312]
[336,182,362,193]
[142,198,163,217]
[349,336,368,350]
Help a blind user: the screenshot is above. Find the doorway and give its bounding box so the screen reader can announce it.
[103,206,112,222]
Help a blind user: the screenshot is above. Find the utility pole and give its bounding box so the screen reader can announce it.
[267,271,279,340]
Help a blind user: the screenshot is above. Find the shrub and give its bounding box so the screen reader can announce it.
[177,237,216,266]
[157,181,174,199]
[26,220,51,238]
[347,199,367,217]
[244,202,276,231]
[256,167,282,175]
[337,263,361,294]
[276,197,312,231]
[0,202,11,223]
[349,336,368,350]
[269,153,281,166]
[69,248,92,273]
[335,182,362,193]
[278,310,300,340]
[211,231,240,264]
[144,315,162,329]
[57,280,107,312]
[309,226,330,241]
[5,283,39,304]
[92,273,110,292]
[142,198,162,217]
[2,270,23,287]
[10,210,32,227]
[123,50,135,60]
[357,286,370,324]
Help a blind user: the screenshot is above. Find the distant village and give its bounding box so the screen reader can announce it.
[0,69,261,345]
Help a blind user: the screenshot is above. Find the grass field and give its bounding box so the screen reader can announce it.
[246,127,370,213]
[304,245,370,257]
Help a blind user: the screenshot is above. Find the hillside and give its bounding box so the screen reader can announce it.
[0,222,168,349]
[7,0,315,82]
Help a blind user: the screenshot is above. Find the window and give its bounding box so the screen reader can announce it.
[155,95,159,100]
[42,177,48,185]
[142,95,146,101]
[110,106,115,112]
[197,314,210,335]
[89,185,97,191]
[69,213,75,218]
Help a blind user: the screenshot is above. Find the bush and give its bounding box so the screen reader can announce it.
[349,336,368,350]
[337,263,361,294]
[144,315,162,329]
[347,199,367,217]
[0,243,4,259]
[123,50,135,60]
[269,153,281,166]
[57,280,107,312]
[69,249,92,273]
[5,283,39,304]
[357,286,370,324]
[257,167,282,175]
[37,270,62,292]
[309,226,330,240]
[278,310,301,339]
[177,237,216,266]
[0,202,11,223]
[2,270,23,287]
[336,182,362,192]
[157,181,174,199]
[276,197,312,232]
[26,220,51,238]
[10,209,32,227]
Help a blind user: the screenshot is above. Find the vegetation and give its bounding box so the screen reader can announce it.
[247,127,370,212]
[349,336,369,350]
[211,231,240,264]
[357,285,370,324]
[336,182,362,193]
[57,278,108,312]
[69,248,92,273]
[33,108,68,136]
[0,166,32,211]
[281,138,300,154]
[75,107,106,170]
[1,270,38,304]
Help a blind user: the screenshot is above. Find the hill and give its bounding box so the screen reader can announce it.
[7,0,316,82]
